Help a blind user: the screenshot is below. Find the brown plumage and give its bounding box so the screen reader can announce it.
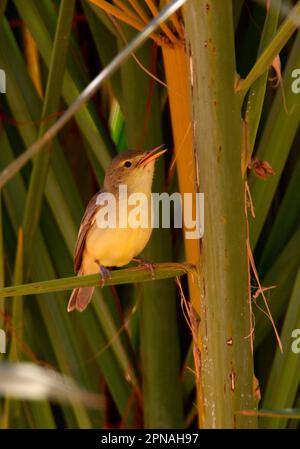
[67,194,99,312]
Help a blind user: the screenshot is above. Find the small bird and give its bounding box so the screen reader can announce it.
[67,146,167,312]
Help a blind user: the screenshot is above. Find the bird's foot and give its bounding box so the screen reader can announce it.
[133,257,156,280]
[95,260,111,287]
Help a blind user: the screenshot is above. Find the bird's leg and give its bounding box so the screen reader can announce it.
[132,257,156,280]
[95,260,111,287]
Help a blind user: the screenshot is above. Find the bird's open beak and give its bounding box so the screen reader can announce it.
[138,144,167,167]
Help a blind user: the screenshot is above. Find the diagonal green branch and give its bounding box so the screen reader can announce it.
[0,0,187,189]
[244,0,281,162]
[237,408,300,420]
[0,263,194,298]
[236,1,300,95]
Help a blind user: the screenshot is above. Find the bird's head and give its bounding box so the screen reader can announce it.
[104,146,167,194]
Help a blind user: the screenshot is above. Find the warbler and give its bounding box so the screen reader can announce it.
[67,146,167,312]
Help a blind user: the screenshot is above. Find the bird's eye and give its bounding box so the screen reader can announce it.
[123,160,132,168]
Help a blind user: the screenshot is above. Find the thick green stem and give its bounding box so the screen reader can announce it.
[185,0,257,428]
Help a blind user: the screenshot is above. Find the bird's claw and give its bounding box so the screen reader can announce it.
[133,257,156,280]
[96,262,111,287]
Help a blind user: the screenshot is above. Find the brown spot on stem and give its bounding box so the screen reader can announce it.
[205,3,211,13]
[226,337,233,346]
[233,415,237,429]
[253,376,261,402]
[230,369,236,392]
[248,159,275,179]
[217,145,222,162]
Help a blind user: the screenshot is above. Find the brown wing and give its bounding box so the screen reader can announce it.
[74,192,101,273]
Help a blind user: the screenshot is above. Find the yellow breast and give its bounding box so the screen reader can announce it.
[82,194,153,274]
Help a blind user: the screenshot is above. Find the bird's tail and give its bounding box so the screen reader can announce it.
[67,286,95,312]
